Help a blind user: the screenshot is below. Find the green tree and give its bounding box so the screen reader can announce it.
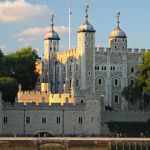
[122,82,143,104]
[122,51,150,105]
[138,51,150,94]
[0,47,39,91]
[0,77,18,102]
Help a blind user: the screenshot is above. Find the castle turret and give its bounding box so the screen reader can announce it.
[77,4,96,93]
[108,11,127,52]
[43,14,60,92]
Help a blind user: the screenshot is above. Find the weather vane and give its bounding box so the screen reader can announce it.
[50,13,55,30]
[85,3,89,20]
[117,10,121,27]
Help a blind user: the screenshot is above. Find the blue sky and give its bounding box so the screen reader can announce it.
[0,0,150,57]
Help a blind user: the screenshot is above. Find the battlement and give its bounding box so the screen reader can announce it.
[3,101,85,110]
[95,47,149,54]
[18,91,50,95]
[101,110,150,122]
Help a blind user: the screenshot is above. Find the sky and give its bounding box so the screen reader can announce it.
[0,0,150,57]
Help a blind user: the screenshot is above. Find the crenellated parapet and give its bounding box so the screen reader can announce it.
[3,101,85,110]
[56,48,79,64]
[95,47,149,54]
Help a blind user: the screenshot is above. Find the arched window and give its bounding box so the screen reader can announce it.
[114,78,119,86]
[114,95,119,103]
[115,39,117,43]
[98,78,102,85]
[115,45,117,49]
[130,79,134,86]
[131,67,134,73]
[122,45,125,49]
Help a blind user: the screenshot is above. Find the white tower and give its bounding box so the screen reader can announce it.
[43,14,60,92]
[77,4,96,93]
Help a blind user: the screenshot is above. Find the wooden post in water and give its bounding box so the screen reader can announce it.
[115,141,118,150]
[109,141,111,150]
[122,142,125,150]
[140,142,142,150]
[128,142,131,150]
[134,142,136,150]
[146,142,148,150]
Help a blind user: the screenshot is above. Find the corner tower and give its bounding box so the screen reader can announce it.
[77,4,96,93]
[43,14,60,92]
[109,11,127,52]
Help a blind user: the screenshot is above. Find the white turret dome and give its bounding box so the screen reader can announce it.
[44,30,60,40]
[78,20,95,32]
[109,26,126,38]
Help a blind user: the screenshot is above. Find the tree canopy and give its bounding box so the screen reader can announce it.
[0,47,39,102]
[122,51,150,106]
[0,77,18,102]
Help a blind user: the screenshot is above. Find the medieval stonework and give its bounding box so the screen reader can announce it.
[0,6,149,136]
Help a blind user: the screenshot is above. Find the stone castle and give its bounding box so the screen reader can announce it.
[0,5,149,136]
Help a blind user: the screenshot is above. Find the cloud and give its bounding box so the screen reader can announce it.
[0,44,7,50]
[15,26,69,37]
[14,26,69,46]
[0,0,49,22]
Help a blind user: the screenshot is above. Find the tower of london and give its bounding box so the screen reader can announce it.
[0,5,149,136]
[39,6,143,111]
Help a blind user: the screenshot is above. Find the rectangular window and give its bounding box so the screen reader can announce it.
[26,116,30,124]
[79,117,82,124]
[3,116,7,124]
[57,117,60,124]
[42,117,46,124]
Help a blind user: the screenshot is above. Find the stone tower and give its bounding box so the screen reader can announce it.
[108,11,127,52]
[43,14,60,92]
[77,4,95,93]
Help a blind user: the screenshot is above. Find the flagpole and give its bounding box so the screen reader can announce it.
[69,0,71,50]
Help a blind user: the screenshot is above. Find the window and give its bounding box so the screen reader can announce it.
[63,66,66,72]
[69,79,72,88]
[115,45,117,49]
[131,67,134,73]
[122,45,125,49]
[98,78,102,85]
[76,64,79,71]
[54,47,56,51]
[130,79,134,86]
[42,117,46,124]
[88,71,91,76]
[91,117,94,123]
[104,66,106,70]
[76,79,79,87]
[95,66,99,70]
[122,39,125,43]
[79,117,82,124]
[26,116,30,124]
[114,95,119,103]
[114,39,117,43]
[114,78,119,86]
[81,99,83,103]
[50,47,52,51]
[57,117,60,124]
[3,116,7,124]
[69,65,72,72]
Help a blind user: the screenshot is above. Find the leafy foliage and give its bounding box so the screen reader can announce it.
[0,47,39,102]
[138,51,150,94]
[0,77,18,102]
[107,120,150,137]
[122,51,150,105]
